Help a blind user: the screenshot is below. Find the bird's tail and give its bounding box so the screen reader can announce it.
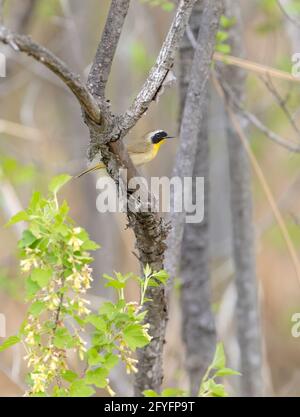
[76,162,105,178]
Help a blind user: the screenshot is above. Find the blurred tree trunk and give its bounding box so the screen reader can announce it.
[165,0,223,280]
[178,2,216,396]
[220,0,262,396]
[10,0,37,32]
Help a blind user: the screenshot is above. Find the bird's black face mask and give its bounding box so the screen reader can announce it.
[151,130,174,144]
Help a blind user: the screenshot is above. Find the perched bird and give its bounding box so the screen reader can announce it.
[76,130,174,178]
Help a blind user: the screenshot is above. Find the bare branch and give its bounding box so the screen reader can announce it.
[0,25,101,123]
[260,74,300,137]
[120,0,198,133]
[216,74,300,152]
[214,52,300,83]
[87,0,131,99]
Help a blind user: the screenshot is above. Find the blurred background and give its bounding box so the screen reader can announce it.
[1,0,300,396]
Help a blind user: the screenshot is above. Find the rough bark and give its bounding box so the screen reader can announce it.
[165,0,223,282]
[87,0,131,100]
[0,0,198,396]
[219,0,262,396]
[178,2,216,396]
[84,0,199,396]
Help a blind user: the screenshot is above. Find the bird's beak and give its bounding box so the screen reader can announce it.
[166,136,175,139]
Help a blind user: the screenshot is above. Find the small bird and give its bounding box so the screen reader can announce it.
[76,130,174,178]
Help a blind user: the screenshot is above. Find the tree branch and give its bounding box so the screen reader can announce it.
[217,74,300,152]
[120,0,198,133]
[87,0,131,99]
[83,0,199,396]
[260,74,300,137]
[0,25,101,123]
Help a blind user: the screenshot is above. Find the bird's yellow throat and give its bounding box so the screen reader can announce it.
[153,139,165,157]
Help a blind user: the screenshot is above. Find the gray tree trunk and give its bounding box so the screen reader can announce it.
[220,0,262,396]
[165,0,223,282]
[178,2,216,396]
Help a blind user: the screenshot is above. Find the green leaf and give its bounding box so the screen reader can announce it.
[123,324,151,350]
[87,348,103,366]
[216,30,229,42]
[29,191,41,211]
[53,328,75,349]
[53,386,68,397]
[211,343,226,369]
[86,315,106,331]
[206,380,227,397]
[215,43,231,54]
[29,301,46,317]
[19,230,37,248]
[215,368,241,377]
[147,279,159,287]
[98,302,116,318]
[81,240,100,251]
[31,268,52,288]
[6,211,29,227]
[161,388,186,397]
[61,370,78,383]
[69,380,95,397]
[152,270,169,284]
[85,367,109,388]
[143,390,159,397]
[0,336,20,352]
[31,392,47,397]
[220,15,236,29]
[25,277,40,299]
[162,2,174,12]
[105,280,125,290]
[49,174,71,194]
[59,200,70,216]
[103,353,119,370]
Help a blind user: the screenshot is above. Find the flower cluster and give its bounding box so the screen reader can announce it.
[1,175,169,397]
[7,176,99,395]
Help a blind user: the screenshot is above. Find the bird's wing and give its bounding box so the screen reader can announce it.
[125,135,150,153]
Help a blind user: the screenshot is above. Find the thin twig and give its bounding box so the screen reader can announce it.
[0,25,101,123]
[0,119,42,141]
[216,74,300,152]
[213,74,300,289]
[260,74,300,137]
[214,52,300,83]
